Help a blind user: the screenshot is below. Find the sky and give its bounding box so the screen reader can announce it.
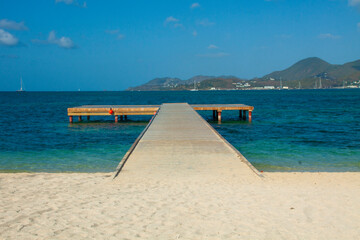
[1,0,360,91]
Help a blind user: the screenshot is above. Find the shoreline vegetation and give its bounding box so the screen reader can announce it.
[127,57,360,91]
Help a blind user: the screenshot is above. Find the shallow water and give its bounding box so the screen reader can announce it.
[0,89,359,172]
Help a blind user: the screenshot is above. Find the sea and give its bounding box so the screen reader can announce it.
[0,89,359,172]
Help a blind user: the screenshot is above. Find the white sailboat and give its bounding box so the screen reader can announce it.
[17,77,25,92]
[190,80,198,91]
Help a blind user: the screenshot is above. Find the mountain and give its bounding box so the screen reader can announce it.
[127,75,244,91]
[144,77,182,86]
[263,57,336,81]
[128,77,182,91]
[328,59,360,81]
[183,75,215,84]
[127,57,360,90]
[262,57,360,88]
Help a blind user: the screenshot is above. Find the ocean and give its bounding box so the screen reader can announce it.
[0,89,359,172]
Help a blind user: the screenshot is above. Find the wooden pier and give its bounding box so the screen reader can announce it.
[67,104,254,123]
[113,103,261,180]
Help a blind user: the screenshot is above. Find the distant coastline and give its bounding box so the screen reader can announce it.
[127,57,360,91]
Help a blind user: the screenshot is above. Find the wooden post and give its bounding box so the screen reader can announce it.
[124,115,127,120]
[242,110,246,120]
[87,116,90,121]
[78,116,82,122]
[248,111,252,122]
[120,115,124,121]
[217,110,222,123]
[115,115,118,123]
[69,116,73,123]
[239,110,243,119]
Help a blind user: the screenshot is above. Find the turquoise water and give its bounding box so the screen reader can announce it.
[0,90,359,172]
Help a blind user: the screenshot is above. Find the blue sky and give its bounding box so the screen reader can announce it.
[1,0,360,91]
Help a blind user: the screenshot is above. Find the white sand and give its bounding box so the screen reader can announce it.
[1,172,359,240]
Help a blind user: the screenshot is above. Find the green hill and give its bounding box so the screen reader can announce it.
[263,57,360,84]
[329,60,360,81]
[127,76,244,91]
[127,57,360,90]
[263,57,336,81]
[127,77,182,91]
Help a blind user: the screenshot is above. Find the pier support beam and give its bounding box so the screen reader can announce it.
[248,111,252,123]
[69,116,73,123]
[242,110,247,121]
[213,110,216,120]
[120,115,124,121]
[239,110,243,119]
[124,115,127,120]
[217,110,222,123]
[87,116,90,121]
[115,115,118,123]
[78,116,82,122]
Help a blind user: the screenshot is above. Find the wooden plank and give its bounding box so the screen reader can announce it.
[68,107,160,113]
[68,112,156,116]
[192,104,254,111]
[114,103,261,180]
[67,104,255,121]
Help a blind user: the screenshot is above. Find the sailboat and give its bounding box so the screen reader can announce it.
[17,77,25,92]
[190,80,198,91]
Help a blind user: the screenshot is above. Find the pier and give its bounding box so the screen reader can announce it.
[113,103,261,179]
[67,104,254,123]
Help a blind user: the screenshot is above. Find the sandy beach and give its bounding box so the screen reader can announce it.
[1,172,359,240]
[1,104,360,239]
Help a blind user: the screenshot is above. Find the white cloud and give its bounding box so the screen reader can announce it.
[105,29,125,40]
[0,29,19,46]
[196,52,230,58]
[174,23,184,29]
[48,31,57,42]
[164,16,184,28]
[192,30,198,36]
[58,36,74,48]
[318,33,341,39]
[191,3,200,9]
[208,44,218,49]
[196,19,215,26]
[117,34,125,40]
[105,29,119,34]
[164,16,179,25]
[55,0,87,8]
[0,19,28,31]
[33,31,76,49]
[48,31,75,48]
[349,0,360,7]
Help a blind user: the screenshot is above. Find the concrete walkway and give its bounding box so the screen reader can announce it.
[115,103,260,182]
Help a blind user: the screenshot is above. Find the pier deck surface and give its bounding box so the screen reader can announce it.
[115,103,259,181]
[67,104,253,115]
